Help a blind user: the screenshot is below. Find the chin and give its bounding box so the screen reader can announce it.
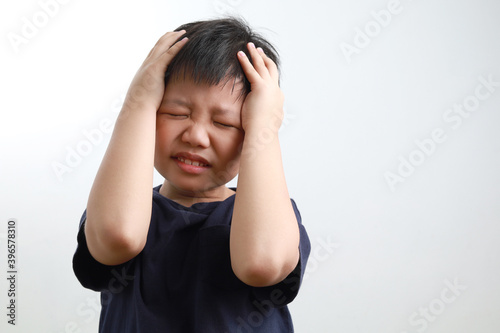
[168,177,224,196]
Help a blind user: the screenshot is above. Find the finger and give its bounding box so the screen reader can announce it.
[246,42,269,78]
[257,47,279,82]
[157,36,188,70]
[154,30,186,51]
[148,30,186,60]
[237,50,261,84]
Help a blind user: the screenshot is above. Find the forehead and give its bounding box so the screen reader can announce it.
[163,76,245,110]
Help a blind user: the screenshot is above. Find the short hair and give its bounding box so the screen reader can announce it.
[165,17,280,98]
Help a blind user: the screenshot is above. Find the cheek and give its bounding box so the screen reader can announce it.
[154,126,177,165]
[212,152,241,186]
[221,133,243,159]
[155,129,167,152]
[155,120,179,145]
[216,134,243,174]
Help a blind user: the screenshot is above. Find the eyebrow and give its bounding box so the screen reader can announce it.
[213,108,236,116]
[162,99,191,108]
[162,99,239,117]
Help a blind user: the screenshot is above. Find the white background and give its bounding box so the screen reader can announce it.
[1,0,500,332]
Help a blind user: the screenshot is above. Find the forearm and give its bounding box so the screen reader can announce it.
[231,128,300,286]
[83,31,187,265]
[85,105,156,265]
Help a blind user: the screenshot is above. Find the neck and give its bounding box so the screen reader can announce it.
[159,181,235,207]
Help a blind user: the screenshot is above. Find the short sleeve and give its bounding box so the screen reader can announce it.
[72,210,135,292]
[252,199,311,307]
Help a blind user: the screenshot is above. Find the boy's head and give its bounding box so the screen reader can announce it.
[156,18,281,199]
[165,17,280,98]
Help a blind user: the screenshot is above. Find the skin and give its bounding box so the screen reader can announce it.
[230,44,300,286]
[84,31,300,287]
[154,77,245,206]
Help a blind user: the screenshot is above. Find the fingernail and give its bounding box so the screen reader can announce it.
[238,51,246,57]
[257,47,265,54]
[248,42,255,49]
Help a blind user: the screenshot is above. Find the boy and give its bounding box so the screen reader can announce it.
[73,17,310,332]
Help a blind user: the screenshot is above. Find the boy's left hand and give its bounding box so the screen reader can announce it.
[232,43,300,288]
[237,43,284,134]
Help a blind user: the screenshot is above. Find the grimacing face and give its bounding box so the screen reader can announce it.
[154,77,245,198]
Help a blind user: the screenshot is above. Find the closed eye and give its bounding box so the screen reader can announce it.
[164,113,188,118]
[215,121,234,128]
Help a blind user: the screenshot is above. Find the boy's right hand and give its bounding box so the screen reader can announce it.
[124,30,188,112]
[85,30,187,266]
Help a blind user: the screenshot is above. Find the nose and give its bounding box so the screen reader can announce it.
[181,122,210,148]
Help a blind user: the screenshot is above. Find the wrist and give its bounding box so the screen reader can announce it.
[242,110,283,135]
[121,98,159,116]
[242,124,280,154]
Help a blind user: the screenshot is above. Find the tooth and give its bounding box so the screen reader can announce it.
[185,159,192,165]
[192,161,200,166]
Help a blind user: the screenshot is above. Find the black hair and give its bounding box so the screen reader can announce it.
[165,17,280,98]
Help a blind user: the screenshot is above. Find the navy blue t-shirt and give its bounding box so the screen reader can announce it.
[73,185,310,332]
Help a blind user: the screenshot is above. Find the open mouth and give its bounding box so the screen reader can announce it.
[175,157,210,167]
